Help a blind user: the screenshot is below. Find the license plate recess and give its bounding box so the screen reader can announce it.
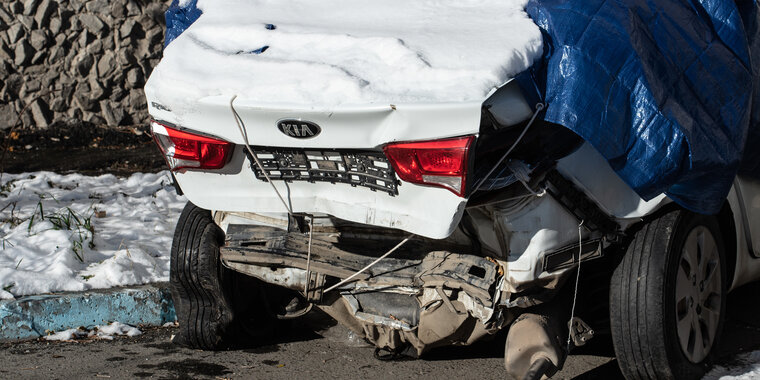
[245,148,398,196]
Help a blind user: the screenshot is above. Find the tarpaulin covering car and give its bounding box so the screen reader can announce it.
[518,0,760,215]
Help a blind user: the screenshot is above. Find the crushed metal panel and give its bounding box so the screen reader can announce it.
[414,251,501,305]
[343,292,416,332]
[418,287,496,323]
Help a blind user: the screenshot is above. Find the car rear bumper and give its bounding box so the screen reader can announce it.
[147,94,489,239]
[174,148,466,239]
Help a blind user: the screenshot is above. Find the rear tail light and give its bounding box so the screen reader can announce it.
[383,136,474,197]
[151,121,233,171]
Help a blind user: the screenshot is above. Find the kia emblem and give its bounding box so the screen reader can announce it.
[277,119,321,139]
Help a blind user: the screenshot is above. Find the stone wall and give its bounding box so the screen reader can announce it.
[0,0,170,130]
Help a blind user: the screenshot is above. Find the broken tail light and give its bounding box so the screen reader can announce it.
[383,135,475,197]
[151,120,233,171]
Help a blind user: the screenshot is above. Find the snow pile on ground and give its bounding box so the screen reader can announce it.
[146,0,543,108]
[0,171,186,299]
[45,322,142,341]
[704,350,760,379]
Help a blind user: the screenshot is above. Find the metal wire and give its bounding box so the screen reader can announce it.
[566,220,584,353]
[230,95,293,215]
[323,235,414,293]
[472,103,545,194]
[304,215,314,295]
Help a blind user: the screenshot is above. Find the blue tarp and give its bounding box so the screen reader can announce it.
[519,0,760,214]
[164,0,202,48]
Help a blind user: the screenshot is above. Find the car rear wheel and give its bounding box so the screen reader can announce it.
[170,202,269,349]
[610,209,726,379]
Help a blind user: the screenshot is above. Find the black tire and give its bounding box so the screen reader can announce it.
[610,209,727,380]
[170,202,265,349]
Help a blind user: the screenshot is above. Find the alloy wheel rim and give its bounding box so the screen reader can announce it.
[675,225,722,363]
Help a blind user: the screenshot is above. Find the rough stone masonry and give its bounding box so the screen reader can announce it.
[0,0,170,130]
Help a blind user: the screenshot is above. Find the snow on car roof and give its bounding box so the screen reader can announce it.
[146,0,543,107]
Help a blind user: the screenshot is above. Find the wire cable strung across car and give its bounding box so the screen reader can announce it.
[230,95,294,215]
[230,95,413,296]
[567,220,584,353]
[323,235,414,293]
[472,103,545,194]
[304,215,314,295]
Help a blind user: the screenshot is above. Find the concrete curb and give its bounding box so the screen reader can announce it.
[0,283,175,342]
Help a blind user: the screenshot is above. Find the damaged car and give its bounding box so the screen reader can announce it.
[145,0,760,379]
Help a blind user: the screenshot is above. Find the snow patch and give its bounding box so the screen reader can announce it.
[147,0,543,108]
[96,321,143,338]
[0,171,185,297]
[704,350,760,380]
[44,322,142,342]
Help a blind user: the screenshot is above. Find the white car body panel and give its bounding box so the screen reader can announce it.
[492,194,583,292]
[556,143,669,223]
[472,143,669,292]
[148,96,483,149]
[146,79,543,239]
[736,178,760,255]
[149,98,484,239]
[174,151,466,239]
[728,178,760,290]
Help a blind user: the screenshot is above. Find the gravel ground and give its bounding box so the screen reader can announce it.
[3,281,760,380]
[0,310,616,380]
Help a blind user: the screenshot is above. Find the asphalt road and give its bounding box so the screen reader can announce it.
[2,281,759,380]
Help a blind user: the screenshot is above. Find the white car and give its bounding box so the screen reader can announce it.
[145,1,760,379]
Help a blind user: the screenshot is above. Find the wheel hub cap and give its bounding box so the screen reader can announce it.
[675,226,721,363]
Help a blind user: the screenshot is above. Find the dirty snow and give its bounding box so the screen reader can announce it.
[146,0,543,109]
[704,350,760,380]
[0,171,185,299]
[44,322,142,341]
